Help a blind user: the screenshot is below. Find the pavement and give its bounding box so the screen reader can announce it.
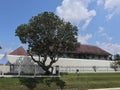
[88,88,120,90]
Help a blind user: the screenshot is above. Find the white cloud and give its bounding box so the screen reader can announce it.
[82,18,92,29]
[98,26,112,42]
[104,35,113,42]
[105,12,114,20]
[78,34,92,44]
[0,47,13,54]
[97,0,104,6]
[81,0,94,7]
[0,44,26,54]
[104,0,120,20]
[101,33,107,37]
[56,0,96,29]
[98,26,104,33]
[96,41,120,54]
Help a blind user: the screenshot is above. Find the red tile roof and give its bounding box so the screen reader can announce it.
[9,46,28,55]
[66,44,111,56]
[9,44,111,56]
[68,44,111,56]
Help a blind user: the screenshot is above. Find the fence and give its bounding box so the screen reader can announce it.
[0,65,60,77]
[0,65,120,77]
[59,66,120,73]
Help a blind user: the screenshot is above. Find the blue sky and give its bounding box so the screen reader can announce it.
[0,0,120,54]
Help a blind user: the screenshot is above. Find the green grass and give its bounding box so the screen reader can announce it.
[61,73,120,90]
[0,73,120,90]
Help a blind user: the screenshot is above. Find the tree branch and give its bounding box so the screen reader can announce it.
[48,55,59,69]
[42,55,47,66]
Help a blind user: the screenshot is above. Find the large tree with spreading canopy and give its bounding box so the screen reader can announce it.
[15,12,79,75]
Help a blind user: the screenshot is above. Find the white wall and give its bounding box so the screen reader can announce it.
[52,58,115,73]
[53,58,113,67]
[6,55,113,66]
[6,55,116,73]
[0,65,10,74]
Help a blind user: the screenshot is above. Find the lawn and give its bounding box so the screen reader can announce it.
[61,73,120,90]
[0,73,120,90]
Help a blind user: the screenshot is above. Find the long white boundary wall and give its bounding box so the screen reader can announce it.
[0,54,116,73]
[53,58,116,73]
[54,58,113,67]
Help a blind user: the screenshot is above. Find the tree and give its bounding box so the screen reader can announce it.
[15,12,78,75]
[113,54,120,65]
[110,54,120,71]
[114,54,120,60]
[15,56,36,74]
[15,56,45,75]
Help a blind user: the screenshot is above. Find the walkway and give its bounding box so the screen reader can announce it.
[89,88,120,90]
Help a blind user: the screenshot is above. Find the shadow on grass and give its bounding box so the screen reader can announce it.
[19,77,65,90]
[19,78,38,90]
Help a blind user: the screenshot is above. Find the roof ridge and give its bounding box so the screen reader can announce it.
[9,46,28,55]
[77,44,111,55]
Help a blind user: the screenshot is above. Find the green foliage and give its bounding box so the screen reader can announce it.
[114,54,120,60]
[19,78,38,90]
[114,54,120,66]
[15,12,78,74]
[16,12,78,54]
[1,73,120,90]
[61,73,120,89]
[19,77,65,90]
[117,60,120,65]
[110,54,120,71]
[110,61,119,71]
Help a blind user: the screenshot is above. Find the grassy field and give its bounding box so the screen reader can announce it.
[0,73,120,90]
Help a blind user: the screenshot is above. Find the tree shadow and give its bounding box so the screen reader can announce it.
[19,77,65,90]
[42,77,65,89]
[19,78,38,90]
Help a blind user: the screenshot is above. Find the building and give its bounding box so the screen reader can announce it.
[9,46,28,56]
[0,45,115,75]
[61,44,111,60]
[7,46,28,64]
[9,44,112,60]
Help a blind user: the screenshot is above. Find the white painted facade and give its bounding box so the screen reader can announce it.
[53,58,115,73]
[54,58,112,67]
[0,54,117,74]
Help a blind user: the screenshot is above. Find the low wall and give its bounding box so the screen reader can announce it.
[1,55,116,73]
[52,58,115,73]
[0,65,10,74]
[54,58,113,67]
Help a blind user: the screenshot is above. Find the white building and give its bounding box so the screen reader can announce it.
[0,45,117,75]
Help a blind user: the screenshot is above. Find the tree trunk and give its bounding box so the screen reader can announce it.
[38,64,52,75]
[44,70,51,75]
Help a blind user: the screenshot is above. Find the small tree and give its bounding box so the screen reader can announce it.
[110,61,119,71]
[114,54,120,60]
[15,57,45,75]
[110,54,120,71]
[115,54,120,68]
[92,66,97,72]
[15,57,35,74]
[15,12,78,75]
